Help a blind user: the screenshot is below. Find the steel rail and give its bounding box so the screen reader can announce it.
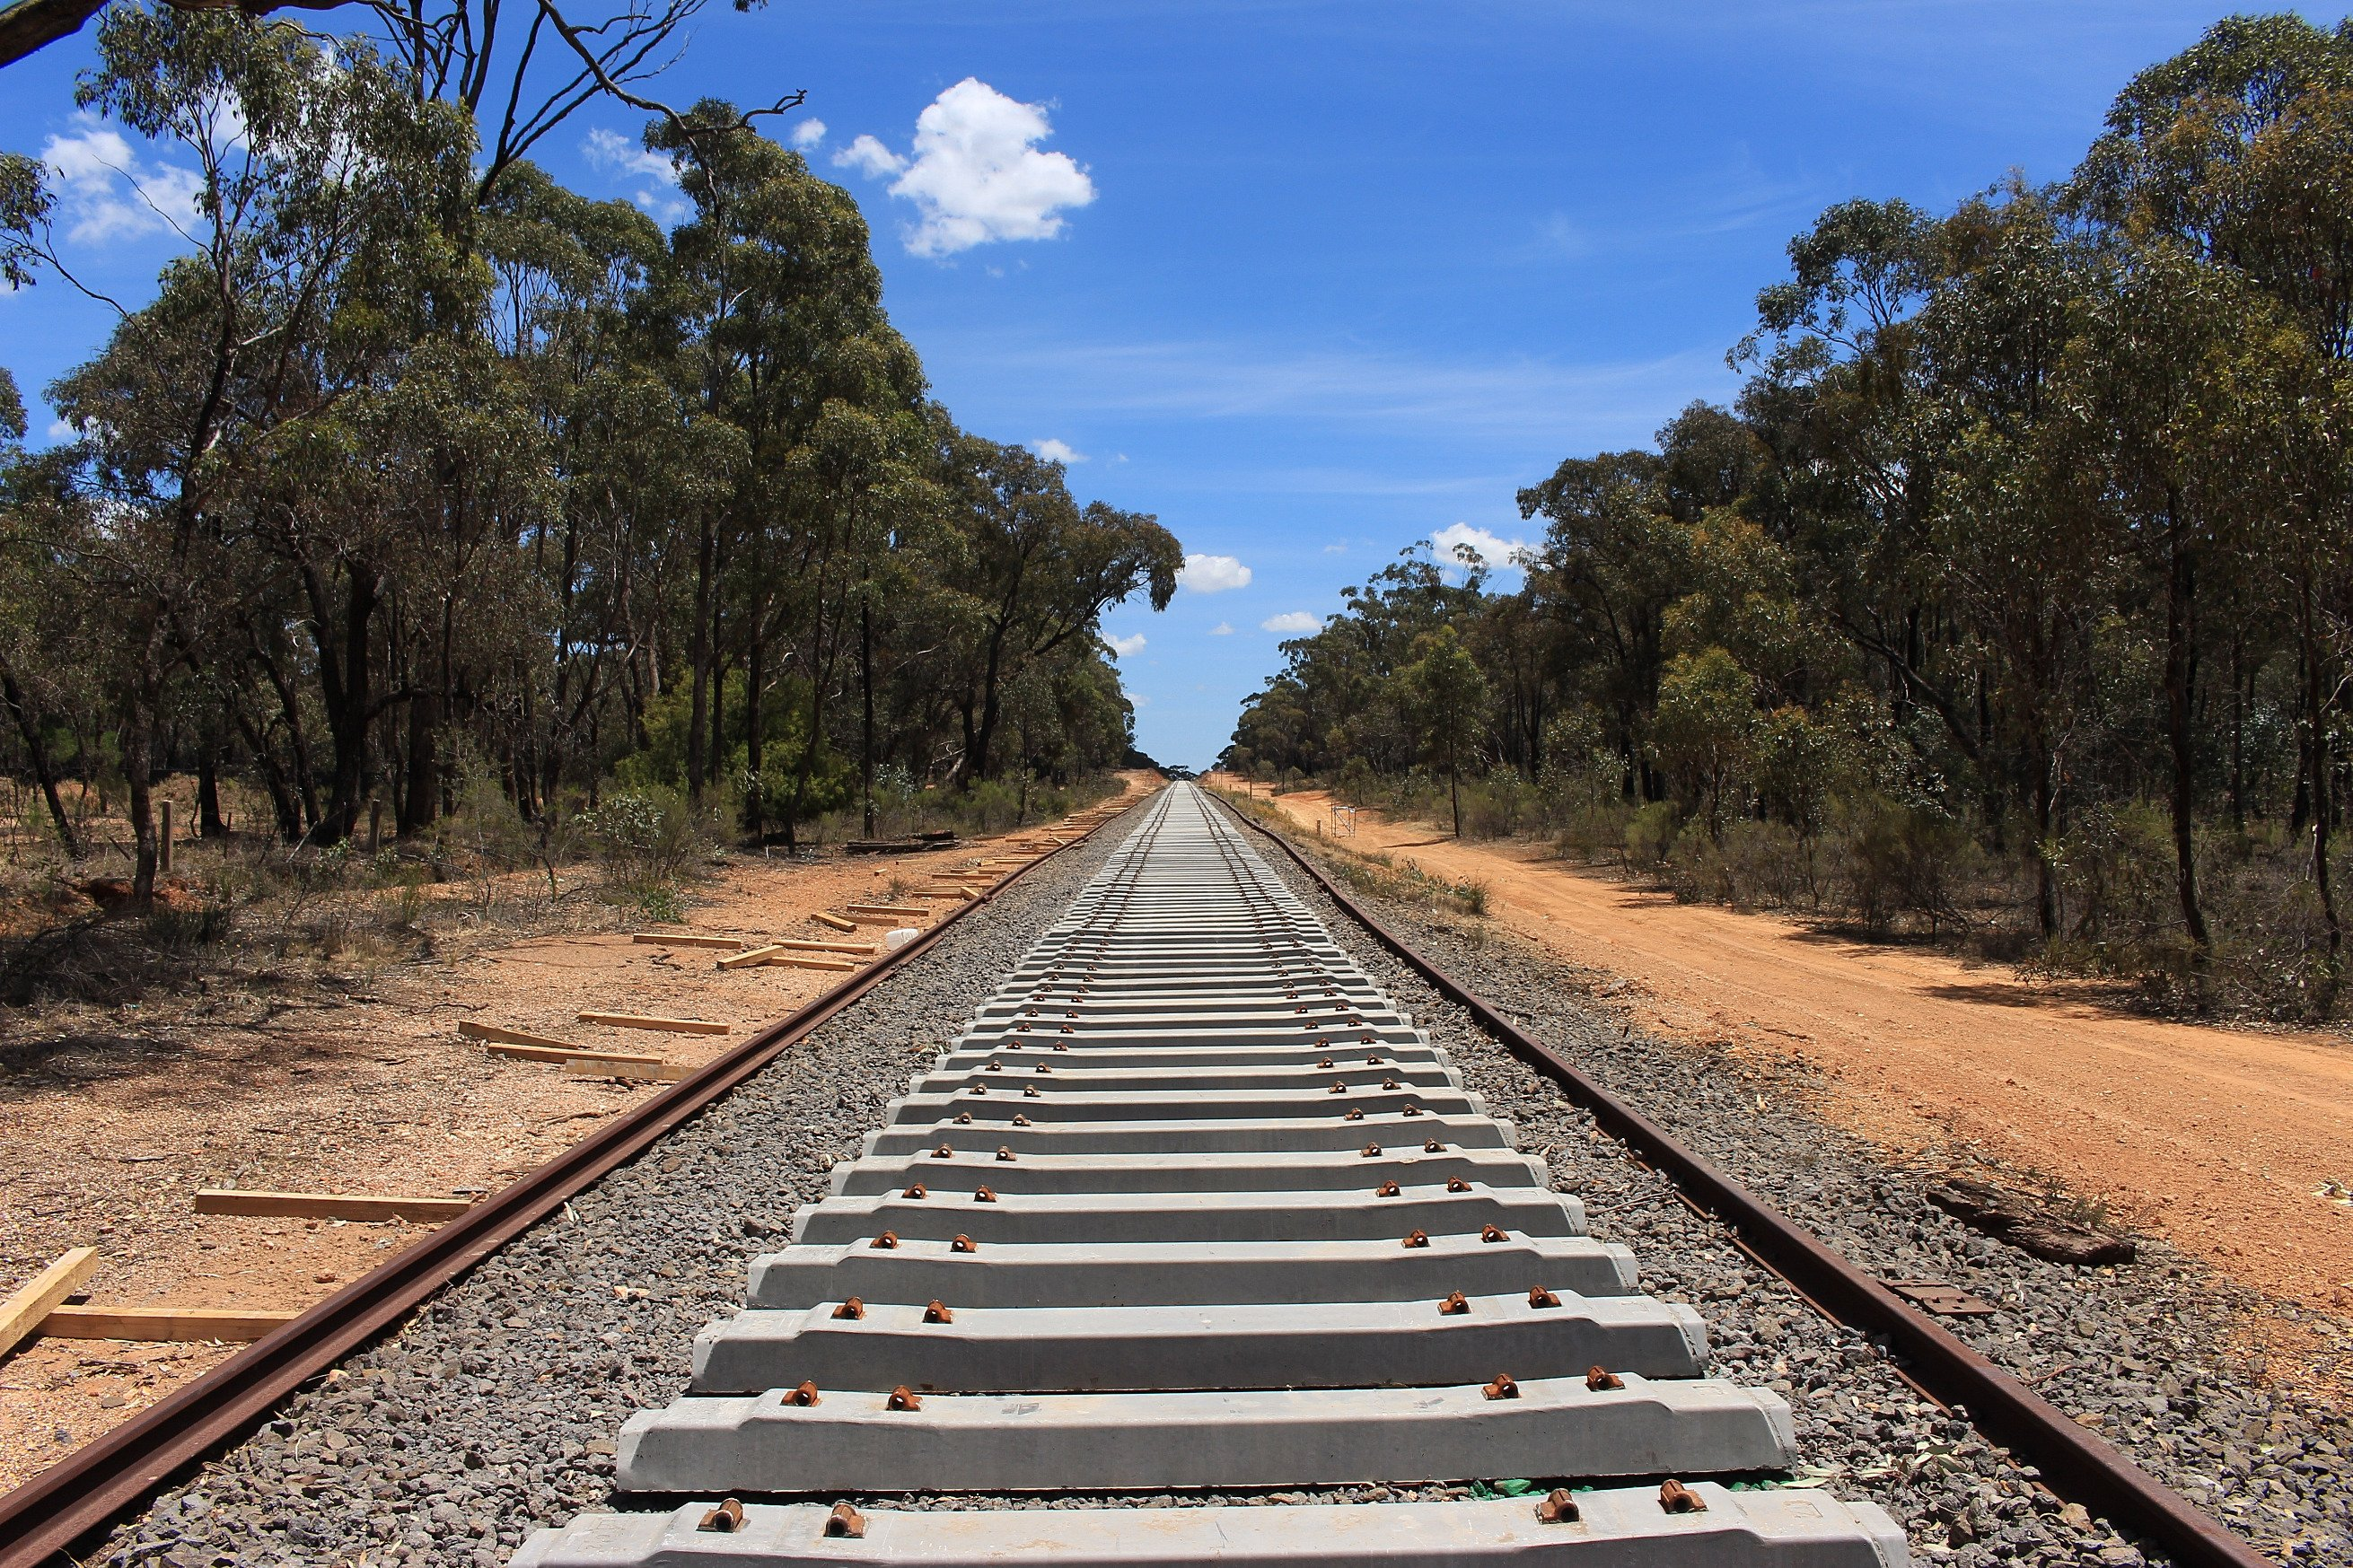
[1223,795,2271,1568]
[0,799,1140,1568]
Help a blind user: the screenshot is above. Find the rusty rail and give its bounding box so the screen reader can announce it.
[1224,797,2272,1568]
[0,798,1141,1568]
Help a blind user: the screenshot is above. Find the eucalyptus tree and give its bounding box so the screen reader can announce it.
[939,437,1179,790]
[16,8,475,885]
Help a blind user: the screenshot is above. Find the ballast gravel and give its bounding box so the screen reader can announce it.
[1238,816,2344,1568]
[87,796,2339,1568]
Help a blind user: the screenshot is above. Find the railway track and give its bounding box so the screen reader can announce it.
[515,784,1907,1564]
[0,780,2285,1567]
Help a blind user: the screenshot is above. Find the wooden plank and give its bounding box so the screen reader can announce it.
[40,1306,300,1343]
[0,1247,100,1359]
[837,910,924,926]
[716,944,786,970]
[763,952,858,971]
[483,1041,667,1067]
[845,904,929,918]
[810,911,858,933]
[576,1012,730,1035]
[913,887,978,901]
[628,933,745,950]
[459,1021,591,1051]
[768,937,878,956]
[193,1189,473,1223]
[563,1057,689,1083]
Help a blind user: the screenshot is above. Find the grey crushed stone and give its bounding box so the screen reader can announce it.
[1237,810,2342,1568]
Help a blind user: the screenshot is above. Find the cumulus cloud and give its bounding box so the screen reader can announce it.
[42,114,204,245]
[1177,553,1251,594]
[1103,632,1147,658]
[1033,438,1086,464]
[790,118,827,148]
[833,78,1094,257]
[584,127,686,223]
[1430,521,1530,579]
[834,135,906,179]
[1210,622,1234,635]
[1262,611,1321,635]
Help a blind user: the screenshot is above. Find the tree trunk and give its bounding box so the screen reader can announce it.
[0,658,80,856]
[2032,764,2057,941]
[744,632,764,838]
[2163,534,2210,957]
[322,565,382,843]
[861,602,876,839]
[401,688,435,836]
[2301,577,2342,1009]
[686,516,714,802]
[196,750,224,837]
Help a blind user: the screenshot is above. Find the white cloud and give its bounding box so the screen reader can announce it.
[1177,553,1251,594]
[1103,632,1147,658]
[1033,437,1086,464]
[1323,542,1348,554]
[42,114,203,245]
[790,118,827,148]
[834,135,906,179]
[1210,622,1234,635]
[834,78,1094,257]
[584,127,680,185]
[46,418,75,442]
[1430,521,1531,580]
[1262,611,1322,635]
[919,329,1733,447]
[584,127,686,223]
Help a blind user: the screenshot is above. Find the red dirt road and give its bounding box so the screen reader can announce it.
[1245,786,2353,1317]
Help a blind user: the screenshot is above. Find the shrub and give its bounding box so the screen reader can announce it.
[1839,797,1971,935]
[583,786,701,894]
[1624,801,1681,866]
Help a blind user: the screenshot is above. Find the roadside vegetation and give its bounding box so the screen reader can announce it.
[1227,16,2353,1023]
[0,4,1162,1008]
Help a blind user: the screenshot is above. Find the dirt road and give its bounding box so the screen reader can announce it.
[1243,786,2353,1316]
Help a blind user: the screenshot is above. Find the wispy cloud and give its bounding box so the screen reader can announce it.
[584,127,687,224]
[1032,437,1086,464]
[933,331,1734,447]
[42,113,203,246]
[1261,611,1321,635]
[1210,622,1234,635]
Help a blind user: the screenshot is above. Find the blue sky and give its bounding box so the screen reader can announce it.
[0,1,2270,766]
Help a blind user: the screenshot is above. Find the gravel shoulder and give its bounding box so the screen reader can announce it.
[1237,802,2346,1568]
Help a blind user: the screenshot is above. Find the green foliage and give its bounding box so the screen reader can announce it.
[1624,801,1681,866]
[1223,15,2353,1019]
[582,786,702,892]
